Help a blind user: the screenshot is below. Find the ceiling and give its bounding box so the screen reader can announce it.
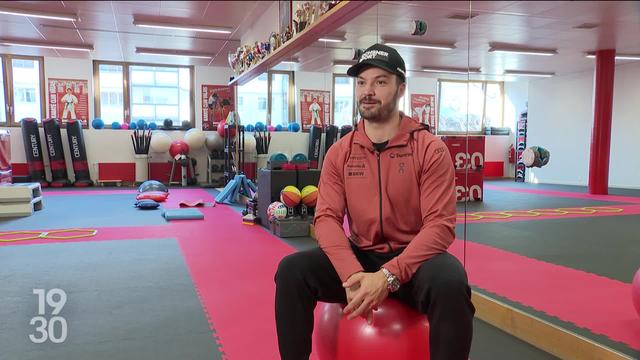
[0,1,639,80]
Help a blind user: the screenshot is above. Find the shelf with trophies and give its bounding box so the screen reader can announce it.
[227,0,375,86]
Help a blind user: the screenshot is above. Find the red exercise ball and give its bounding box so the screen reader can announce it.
[313,298,430,360]
[169,140,190,158]
[217,120,237,138]
[633,268,640,317]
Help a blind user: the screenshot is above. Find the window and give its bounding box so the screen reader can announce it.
[0,60,5,124]
[236,71,294,126]
[97,64,124,124]
[270,72,293,125]
[333,74,355,127]
[237,73,268,125]
[94,61,194,128]
[0,56,45,125]
[437,80,504,133]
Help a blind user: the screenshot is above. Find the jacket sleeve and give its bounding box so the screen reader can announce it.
[313,146,364,283]
[383,140,457,283]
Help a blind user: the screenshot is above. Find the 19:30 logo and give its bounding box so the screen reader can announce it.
[29,288,68,344]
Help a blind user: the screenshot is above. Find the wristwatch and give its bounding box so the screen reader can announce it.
[381,267,400,292]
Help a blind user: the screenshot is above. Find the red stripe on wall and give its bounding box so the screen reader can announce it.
[483,161,504,177]
[98,163,135,182]
[11,163,29,176]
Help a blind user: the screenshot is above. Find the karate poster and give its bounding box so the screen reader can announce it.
[410,94,436,133]
[48,78,89,126]
[300,89,330,131]
[202,84,235,131]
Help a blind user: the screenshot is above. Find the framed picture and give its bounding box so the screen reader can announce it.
[300,89,330,131]
[48,78,89,126]
[202,84,235,130]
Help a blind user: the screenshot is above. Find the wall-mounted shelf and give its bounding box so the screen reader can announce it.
[228,0,378,87]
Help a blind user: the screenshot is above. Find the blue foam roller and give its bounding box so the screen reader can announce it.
[162,208,204,220]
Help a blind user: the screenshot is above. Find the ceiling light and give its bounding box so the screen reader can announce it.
[133,20,232,34]
[0,39,92,51]
[383,40,455,51]
[504,70,555,77]
[333,60,356,67]
[280,58,299,65]
[318,35,346,43]
[489,46,557,56]
[0,7,78,21]
[585,52,640,61]
[136,47,213,59]
[422,66,481,74]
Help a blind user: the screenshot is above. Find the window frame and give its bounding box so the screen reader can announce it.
[0,54,46,126]
[93,60,195,129]
[267,70,295,125]
[436,79,504,135]
[332,73,356,127]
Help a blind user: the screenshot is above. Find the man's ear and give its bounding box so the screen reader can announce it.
[398,80,407,98]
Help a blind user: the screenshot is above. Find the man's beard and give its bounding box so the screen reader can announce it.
[358,90,401,123]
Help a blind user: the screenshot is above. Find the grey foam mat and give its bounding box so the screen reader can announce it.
[458,215,640,282]
[0,238,222,360]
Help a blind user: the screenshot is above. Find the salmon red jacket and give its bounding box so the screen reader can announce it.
[314,114,457,284]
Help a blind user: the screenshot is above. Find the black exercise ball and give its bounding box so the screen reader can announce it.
[182,120,192,129]
[163,118,173,128]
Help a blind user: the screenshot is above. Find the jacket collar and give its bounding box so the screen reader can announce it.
[352,112,426,150]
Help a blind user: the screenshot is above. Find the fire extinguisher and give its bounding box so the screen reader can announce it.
[508,144,515,164]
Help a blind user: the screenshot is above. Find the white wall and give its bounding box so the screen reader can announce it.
[3,56,235,184]
[528,61,640,188]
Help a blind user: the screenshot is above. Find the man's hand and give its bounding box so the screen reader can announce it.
[342,270,389,323]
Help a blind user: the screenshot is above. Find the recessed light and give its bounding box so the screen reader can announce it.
[136,47,213,59]
[0,39,92,51]
[383,40,455,51]
[133,20,232,34]
[489,45,557,56]
[0,7,78,21]
[422,66,481,74]
[504,70,555,77]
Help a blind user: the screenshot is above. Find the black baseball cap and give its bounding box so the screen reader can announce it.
[347,43,406,81]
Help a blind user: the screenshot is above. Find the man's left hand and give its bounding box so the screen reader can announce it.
[342,270,389,321]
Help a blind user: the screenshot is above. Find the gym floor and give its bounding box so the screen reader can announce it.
[0,180,638,359]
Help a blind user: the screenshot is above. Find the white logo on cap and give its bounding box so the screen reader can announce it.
[359,50,389,62]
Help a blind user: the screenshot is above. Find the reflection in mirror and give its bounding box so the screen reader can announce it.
[464,1,640,359]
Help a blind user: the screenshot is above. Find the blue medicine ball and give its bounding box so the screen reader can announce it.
[288,122,301,132]
[111,121,121,129]
[148,122,157,130]
[245,124,255,132]
[129,121,137,130]
[255,122,266,132]
[275,124,283,132]
[269,152,289,163]
[136,119,147,130]
[92,118,104,129]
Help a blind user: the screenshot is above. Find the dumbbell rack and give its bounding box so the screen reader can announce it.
[223,124,245,185]
[515,110,528,182]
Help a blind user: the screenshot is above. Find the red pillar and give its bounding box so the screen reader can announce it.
[588,49,615,195]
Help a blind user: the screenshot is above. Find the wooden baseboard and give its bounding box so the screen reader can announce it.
[472,291,634,360]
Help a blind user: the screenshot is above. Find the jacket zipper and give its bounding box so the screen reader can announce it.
[376,151,393,252]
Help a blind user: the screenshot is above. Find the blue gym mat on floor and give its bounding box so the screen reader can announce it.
[0,194,167,231]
